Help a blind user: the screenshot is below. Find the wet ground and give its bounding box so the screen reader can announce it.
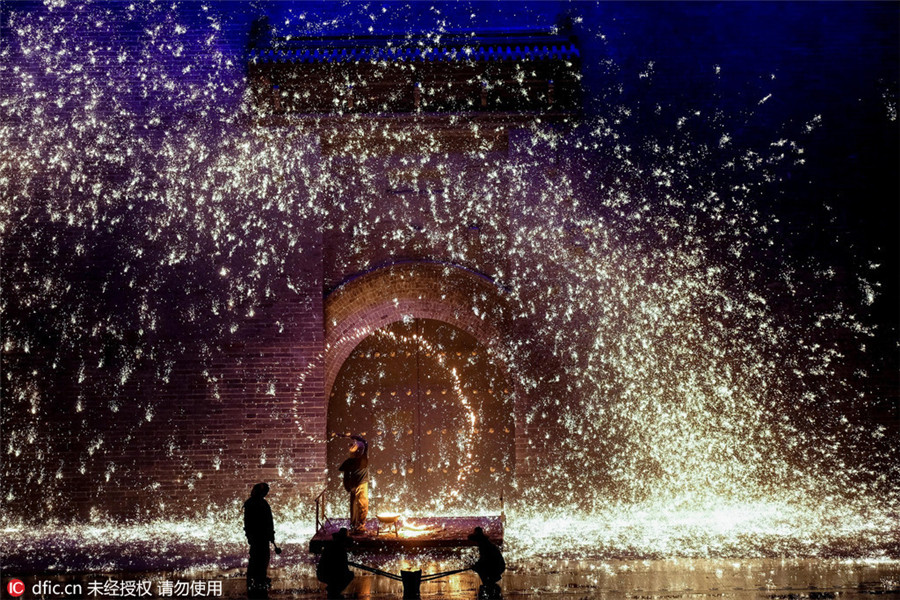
[3,510,898,598]
[7,558,900,599]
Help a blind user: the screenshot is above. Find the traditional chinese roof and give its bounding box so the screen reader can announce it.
[247,30,582,117]
[249,37,580,65]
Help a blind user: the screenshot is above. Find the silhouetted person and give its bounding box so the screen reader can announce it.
[338,435,368,534]
[469,527,505,599]
[317,527,354,598]
[244,482,276,598]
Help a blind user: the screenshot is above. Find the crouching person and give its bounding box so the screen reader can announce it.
[317,528,354,598]
[469,526,505,598]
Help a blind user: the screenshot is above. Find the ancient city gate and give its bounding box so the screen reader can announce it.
[248,28,581,508]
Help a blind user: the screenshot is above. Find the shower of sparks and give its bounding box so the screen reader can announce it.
[0,0,898,562]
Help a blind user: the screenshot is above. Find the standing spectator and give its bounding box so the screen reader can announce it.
[243,482,276,598]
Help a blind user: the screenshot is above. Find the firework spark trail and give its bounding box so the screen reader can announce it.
[0,1,897,556]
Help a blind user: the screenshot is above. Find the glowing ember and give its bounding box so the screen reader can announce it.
[397,521,438,539]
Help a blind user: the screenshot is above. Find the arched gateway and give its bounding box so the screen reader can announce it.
[323,262,520,512]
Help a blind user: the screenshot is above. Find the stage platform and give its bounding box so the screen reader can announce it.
[308,515,504,554]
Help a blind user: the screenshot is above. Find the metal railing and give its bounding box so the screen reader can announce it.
[315,488,329,533]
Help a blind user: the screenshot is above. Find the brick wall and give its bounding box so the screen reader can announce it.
[0,2,333,520]
[0,0,575,518]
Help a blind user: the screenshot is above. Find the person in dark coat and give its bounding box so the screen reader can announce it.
[316,527,354,598]
[338,435,369,534]
[469,526,505,598]
[243,482,276,598]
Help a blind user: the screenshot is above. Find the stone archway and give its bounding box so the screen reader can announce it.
[324,262,512,400]
[322,262,524,511]
[328,318,514,512]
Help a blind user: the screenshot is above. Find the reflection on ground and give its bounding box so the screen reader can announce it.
[6,559,899,599]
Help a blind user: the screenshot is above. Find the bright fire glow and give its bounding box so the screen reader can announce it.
[397,521,436,539]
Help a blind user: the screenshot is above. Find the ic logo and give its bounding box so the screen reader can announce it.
[6,579,25,597]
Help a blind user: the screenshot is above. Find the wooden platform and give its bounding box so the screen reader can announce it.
[309,516,504,554]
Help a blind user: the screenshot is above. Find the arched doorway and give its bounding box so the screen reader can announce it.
[327,318,514,515]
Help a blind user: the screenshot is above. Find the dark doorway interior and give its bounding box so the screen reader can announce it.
[328,319,513,515]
